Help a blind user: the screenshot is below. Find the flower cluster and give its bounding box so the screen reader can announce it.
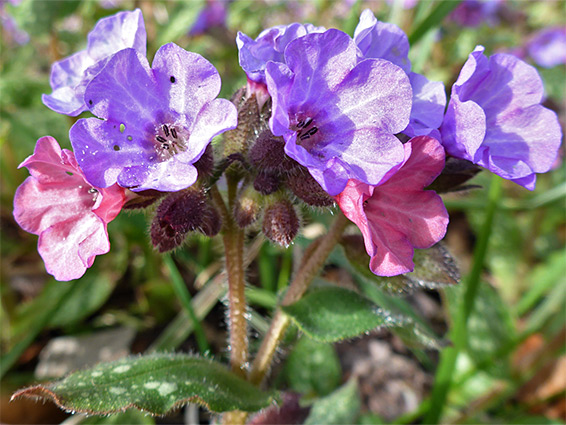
[13,8,562,281]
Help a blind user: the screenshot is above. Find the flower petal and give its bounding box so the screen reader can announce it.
[335,137,448,276]
[38,215,109,281]
[84,48,161,125]
[86,8,146,59]
[152,43,222,120]
[354,9,411,73]
[70,117,151,189]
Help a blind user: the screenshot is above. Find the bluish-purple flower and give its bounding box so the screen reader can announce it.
[189,0,227,36]
[440,46,562,189]
[354,9,411,73]
[448,0,503,28]
[69,43,237,193]
[266,29,412,196]
[527,27,566,68]
[236,22,325,86]
[42,9,146,116]
[354,9,446,139]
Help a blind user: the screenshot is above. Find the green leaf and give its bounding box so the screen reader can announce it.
[11,353,277,415]
[341,236,459,294]
[282,287,441,349]
[282,287,390,342]
[284,337,341,397]
[80,409,155,424]
[304,379,360,425]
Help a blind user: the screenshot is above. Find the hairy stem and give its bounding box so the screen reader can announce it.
[221,178,248,379]
[249,212,349,385]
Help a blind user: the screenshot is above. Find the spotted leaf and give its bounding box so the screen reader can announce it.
[11,353,277,415]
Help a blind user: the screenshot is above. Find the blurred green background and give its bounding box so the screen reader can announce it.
[1,1,564,424]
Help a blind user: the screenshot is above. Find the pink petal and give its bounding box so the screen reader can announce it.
[336,136,449,277]
[13,136,126,281]
[38,215,109,281]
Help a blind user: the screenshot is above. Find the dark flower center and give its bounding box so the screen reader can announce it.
[153,123,189,161]
[291,116,320,151]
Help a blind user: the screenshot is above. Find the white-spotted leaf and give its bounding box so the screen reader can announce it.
[11,353,277,415]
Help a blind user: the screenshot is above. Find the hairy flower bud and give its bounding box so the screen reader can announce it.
[194,144,215,179]
[248,130,297,172]
[234,186,262,228]
[262,199,299,247]
[253,170,280,195]
[224,89,261,157]
[199,203,222,237]
[287,167,335,207]
[150,188,221,252]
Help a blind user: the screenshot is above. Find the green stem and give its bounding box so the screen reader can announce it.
[163,254,210,354]
[248,213,349,385]
[424,175,503,424]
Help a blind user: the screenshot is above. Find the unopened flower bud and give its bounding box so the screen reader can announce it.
[262,199,299,247]
[224,89,261,157]
[199,203,222,237]
[223,89,263,178]
[234,186,262,228]
[248,130,297,172]
[194,144,215,178]
[287,167,334,207]
[150,188,220,252]
[254,170,280,195]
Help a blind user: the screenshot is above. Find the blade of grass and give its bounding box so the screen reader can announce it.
[258,243,277,292]
[277,248,293,292]
[147,277,224,353]
[0,282,75,379]
[522,180,566,209]
[163,254,210,354]
[408,1,461,45]
[245,287,277,309]
[524,279,566,335]
[424,174,503,424]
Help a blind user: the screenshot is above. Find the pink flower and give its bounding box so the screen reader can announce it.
[13,136,126,281]
[335,136,448,276]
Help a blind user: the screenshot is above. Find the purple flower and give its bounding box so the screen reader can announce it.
[527,27,566,68]
[69,43,238,193]
[404,72,446,139]
[236,22,325,86]
[354,9,446,139]
[266,29,412,196]
[354,9,411,73]
[189,0,227,36]
[448,0,503,28]
[440,46,562,190]
[1,0,29,45]
[42,9,146,116]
